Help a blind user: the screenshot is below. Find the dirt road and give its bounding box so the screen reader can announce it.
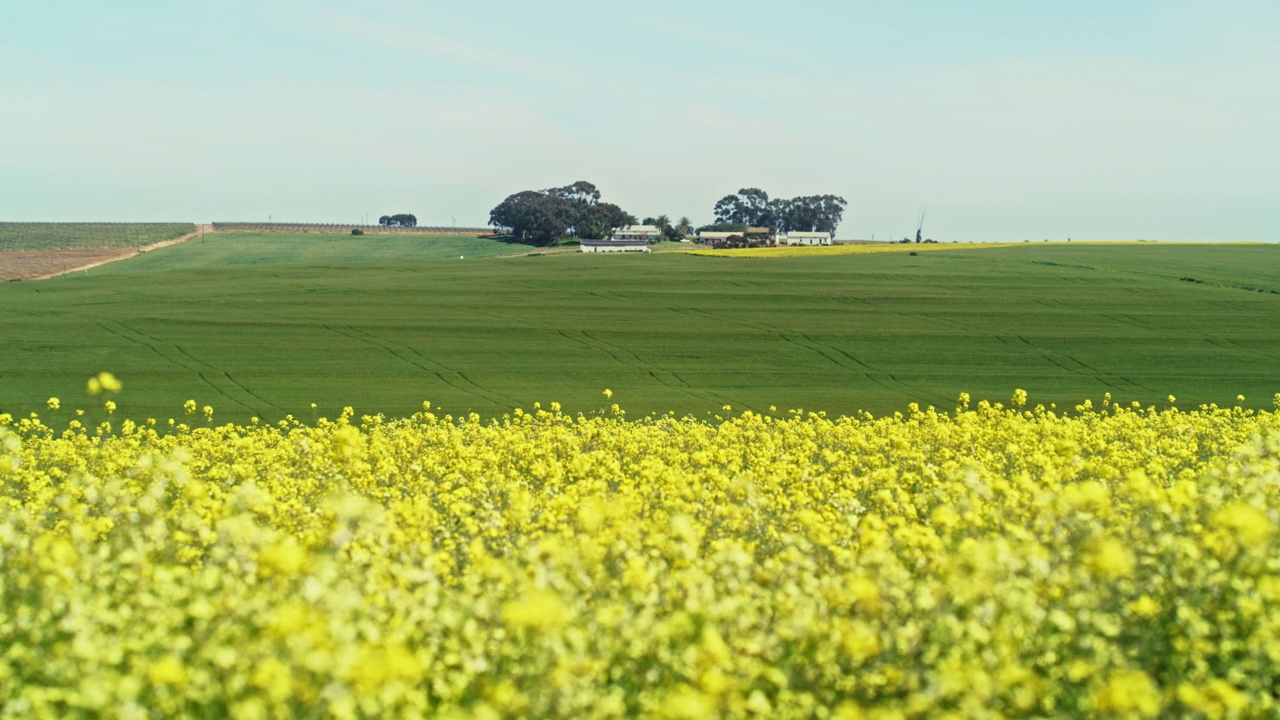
[0,225,212,282]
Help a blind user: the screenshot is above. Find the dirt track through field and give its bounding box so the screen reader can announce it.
[0,225,211,281]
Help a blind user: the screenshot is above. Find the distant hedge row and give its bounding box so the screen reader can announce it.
[0,223,196,251]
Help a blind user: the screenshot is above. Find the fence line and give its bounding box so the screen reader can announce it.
[212,222,492,236]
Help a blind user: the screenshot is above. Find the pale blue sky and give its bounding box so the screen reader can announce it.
[2,1,1277,240]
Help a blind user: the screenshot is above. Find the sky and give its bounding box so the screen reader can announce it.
[1,1,1278,241]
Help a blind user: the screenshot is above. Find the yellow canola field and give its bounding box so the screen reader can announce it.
[676,242,1022,258]
[2,395,1280,719]
[670,239,1218,256]
[675,241,1155,258]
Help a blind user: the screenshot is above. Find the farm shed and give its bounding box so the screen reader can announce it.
[580,240,651,253]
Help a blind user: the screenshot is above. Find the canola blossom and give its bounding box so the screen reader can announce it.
[1,395,1279,718]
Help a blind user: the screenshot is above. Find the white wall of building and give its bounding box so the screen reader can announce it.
[784,232,832,246]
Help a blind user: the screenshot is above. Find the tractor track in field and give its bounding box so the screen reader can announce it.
[560,329,731,408]
[94,321,238,407]
[1099,313,1171,334]
[94,319,282,414]
[111,320,283,411]
[1103,312,1280,364]
[838,294,1153,394]
[1205,338,1280,364]
[995,335,1149,393]
[323,324,517,408]
[671,306,941,402]
[461,301,739,409]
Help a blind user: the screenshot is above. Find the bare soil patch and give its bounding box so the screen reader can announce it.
[0,225,210,281]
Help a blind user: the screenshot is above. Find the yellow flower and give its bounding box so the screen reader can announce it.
[146,655,189,688]
[46,397,60,411]
[603,388,613,399]
[1088,536,1136,578]
[841,622,882,663]
[659,685,716,719]
[87,371,122,395]
[343,644,420,693]
[502,588,569,630]
[1128,595,1160,617]
[1092,669,1161,717]
[251,657,294,701]
[258,540,309,578]
[184,399,197,414]
[1211,502,1272,547]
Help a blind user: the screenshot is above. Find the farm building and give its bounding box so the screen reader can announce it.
[784,231,832,246]
[580,239,651,253]
[698,227,779,248]
[610,225,662,242]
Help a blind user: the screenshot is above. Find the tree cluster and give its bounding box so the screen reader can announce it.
[712,189,847,235]
[696,222,748,234]
[707,228,776,250]
[378,214,417,228]
[489,181,633,246]
[638,215,695,242]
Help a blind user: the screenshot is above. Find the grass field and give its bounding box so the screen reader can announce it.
[1,233,1278,422]
[0,222,196,251]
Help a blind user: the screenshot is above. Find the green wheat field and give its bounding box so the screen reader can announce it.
[2,231,1278,422]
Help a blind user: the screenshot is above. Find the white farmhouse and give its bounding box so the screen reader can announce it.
[697,231,737,244]
[784,231,832,246]
[610,225,662,242]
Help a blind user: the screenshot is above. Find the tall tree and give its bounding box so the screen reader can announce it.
[713,194,745,225]
[545,181,600,211]
[654,214,673,240]
[738,189,774,226]
[676,216,694,239]
[576,203,631,240]
[489,191,569,245]
[714,188,778,227]
[489,181,631,246]
[714,190,846,236]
